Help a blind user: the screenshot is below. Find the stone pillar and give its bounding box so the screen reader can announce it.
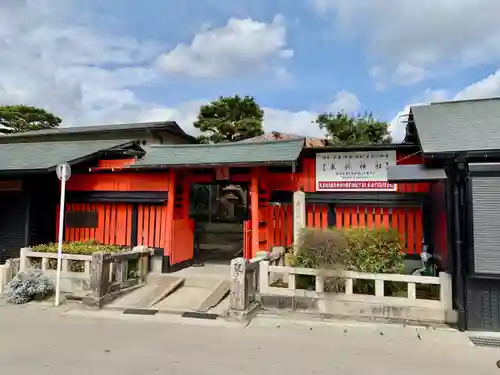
[230,257,247,311]
[293,190,306,248]
[19,247,31,272]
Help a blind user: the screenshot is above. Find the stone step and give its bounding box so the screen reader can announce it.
[198,233,243,243]
[197,223,243,233]
[198,244,240,251]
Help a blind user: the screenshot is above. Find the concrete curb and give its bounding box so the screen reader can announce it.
[60,306,247,328]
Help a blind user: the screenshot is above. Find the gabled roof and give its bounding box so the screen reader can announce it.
[0,139,137,173]
[0,121,195,143]
[411,97,500,154]
[133,139,305,168]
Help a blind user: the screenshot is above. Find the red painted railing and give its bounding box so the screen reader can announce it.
[264,203,424,255]
[137,204,167,249]
[266,205,293,250]
[333,206,423,255]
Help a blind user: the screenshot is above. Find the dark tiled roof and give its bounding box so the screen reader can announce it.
[133,139,305,168]
[0,121,194,142]
[411,98,500,154]
[0,139,134,172]
[387,164,447,182]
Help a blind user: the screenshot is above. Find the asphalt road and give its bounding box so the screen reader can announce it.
[0,304,499,374]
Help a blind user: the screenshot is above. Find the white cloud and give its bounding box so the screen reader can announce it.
[138,90,360,138]
[326,90,360,114]
[263,108,320,136]
[0,0,166,127]
[0,1,352,141]
[156,15,293,78]
[316,0,500,86]
[454,70,500,100]
[137,100,208,135]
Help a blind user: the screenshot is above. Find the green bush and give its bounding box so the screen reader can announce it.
[32,240,124,255]
[343,228,405,274]
[293,228,348,269]
[288,228,347,292]
[287,227,406,294]
[31,241,126,272]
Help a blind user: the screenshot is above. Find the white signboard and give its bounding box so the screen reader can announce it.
[316,151,397,191]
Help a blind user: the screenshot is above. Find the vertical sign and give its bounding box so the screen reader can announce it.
[293,190,305,247]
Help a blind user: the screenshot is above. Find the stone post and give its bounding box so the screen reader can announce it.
[293,190,306,248]
[19,247,31,272]
[0,260,12,294]
[230,257,247,311]
[439,272,454,322]
[87,252,110,308]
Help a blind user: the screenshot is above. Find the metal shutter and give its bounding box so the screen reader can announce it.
[471,176,500,274]
[0,193,27,264]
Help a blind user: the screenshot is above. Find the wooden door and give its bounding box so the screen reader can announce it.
[169,218,195,265]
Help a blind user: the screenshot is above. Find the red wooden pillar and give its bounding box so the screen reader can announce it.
[181,174,190,218]
[165,169,176,256]
[250,167,259,257]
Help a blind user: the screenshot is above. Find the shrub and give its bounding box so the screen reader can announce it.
[5,269,54,304]
[288,227,406,294]
[289,228,347,292]
[32,240,124,255]
[31,241,126,272]
[293,228,348,269]
[343,228,405,274]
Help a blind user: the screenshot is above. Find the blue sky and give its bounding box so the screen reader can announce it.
[2,0,500,141]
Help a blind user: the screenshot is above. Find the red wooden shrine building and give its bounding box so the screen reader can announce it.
[49,138,447,272]
[0,120,448,271]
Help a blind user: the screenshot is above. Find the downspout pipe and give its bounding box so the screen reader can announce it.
[452,159,467,331]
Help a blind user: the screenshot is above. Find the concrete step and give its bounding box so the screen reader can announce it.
[207,295,230,315]
[171,264,230,279]
[153,276,230,313]
[197,223,243,233]
[183,276,223,288]
[198,235,243,245]
[103,266,231,314]
[108,276,184,309]
[198,244,240,252]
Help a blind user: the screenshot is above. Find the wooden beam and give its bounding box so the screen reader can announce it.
[181,174,190,218]
[164,169,176,257]
[251,168,259,257]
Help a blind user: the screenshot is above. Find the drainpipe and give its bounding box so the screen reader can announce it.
[453,163,467,331]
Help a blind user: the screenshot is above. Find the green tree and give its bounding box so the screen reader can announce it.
[194,95,264,143]
[315,112,392,145]
[0,105,62,134]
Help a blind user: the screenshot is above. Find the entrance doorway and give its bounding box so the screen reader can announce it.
[190,183,249,265]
